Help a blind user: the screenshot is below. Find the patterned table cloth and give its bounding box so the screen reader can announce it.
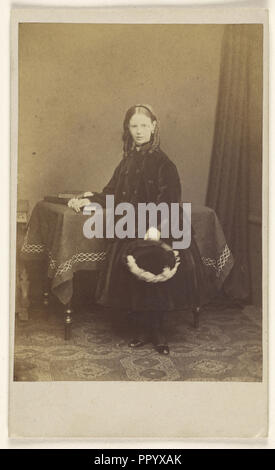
[21,201,234,305]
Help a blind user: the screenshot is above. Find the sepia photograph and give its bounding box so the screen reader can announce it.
[8,6,268,439]
[13,21,264,383]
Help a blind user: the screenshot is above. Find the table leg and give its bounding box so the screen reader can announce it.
[193,306,200,329]
[64,301,73,340]
[16,261,30,321]
[43,275,51,306]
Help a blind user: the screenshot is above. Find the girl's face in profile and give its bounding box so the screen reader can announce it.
[129,113,156,147]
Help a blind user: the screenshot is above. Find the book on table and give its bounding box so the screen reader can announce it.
[44,191,85,205]
[58,191,85,199]
[43,192,99,210]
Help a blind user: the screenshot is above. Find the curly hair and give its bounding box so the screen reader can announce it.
[122,104,160,158]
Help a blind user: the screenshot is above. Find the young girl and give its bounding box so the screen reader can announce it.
[69,104,209,354]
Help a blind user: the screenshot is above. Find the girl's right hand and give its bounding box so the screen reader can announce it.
[68,198,92,212]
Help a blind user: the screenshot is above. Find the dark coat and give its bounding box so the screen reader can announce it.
[101,147,182,206]
[91,145,182,215]
[91,145,210,312]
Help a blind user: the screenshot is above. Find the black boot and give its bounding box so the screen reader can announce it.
[150,311,170,355]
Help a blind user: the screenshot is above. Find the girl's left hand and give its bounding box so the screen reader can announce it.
[144,227,161,241]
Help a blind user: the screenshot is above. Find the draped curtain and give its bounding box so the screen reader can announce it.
[206,25,255,301]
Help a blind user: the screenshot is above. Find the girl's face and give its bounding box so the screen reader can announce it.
[128,113,156,147]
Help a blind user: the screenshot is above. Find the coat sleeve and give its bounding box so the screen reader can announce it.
[156,160,182,204]
[102,160,123,195]
[87,159,122,206]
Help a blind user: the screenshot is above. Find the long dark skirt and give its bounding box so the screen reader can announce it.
[95,231,215,313]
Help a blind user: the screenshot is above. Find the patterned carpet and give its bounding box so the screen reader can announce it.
[13,301,262,382]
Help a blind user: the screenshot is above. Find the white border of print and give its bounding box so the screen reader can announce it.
[1,0,273,448]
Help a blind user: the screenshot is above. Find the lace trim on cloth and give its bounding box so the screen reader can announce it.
[49,252,106,277]
[201,244,232,277]
[21,230,106,277]
[22,244,106,277]
[22,228,231,280]
[21,226,45,254]
[21,243,45,254]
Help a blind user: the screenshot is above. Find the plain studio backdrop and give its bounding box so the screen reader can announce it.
[18,23,225,210]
